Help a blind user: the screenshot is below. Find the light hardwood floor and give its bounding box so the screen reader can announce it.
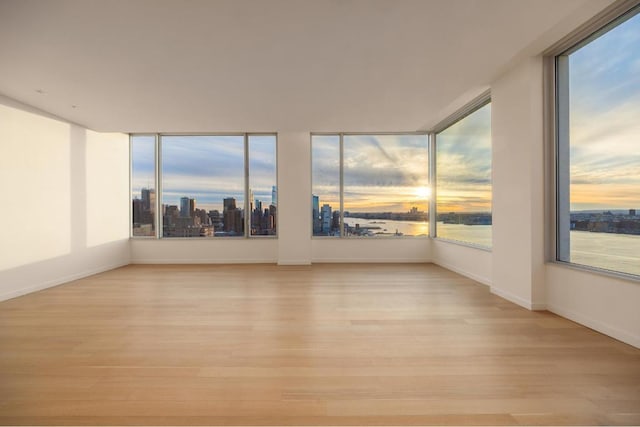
[0,263,638,425]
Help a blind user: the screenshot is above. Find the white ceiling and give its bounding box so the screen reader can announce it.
[0,0,610,133]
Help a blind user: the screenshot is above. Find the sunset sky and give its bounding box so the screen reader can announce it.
[312,134,430,213]
[568,11,640,211]
[436,103,492,213]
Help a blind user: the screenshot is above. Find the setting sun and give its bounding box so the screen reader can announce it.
[414,186,432,199]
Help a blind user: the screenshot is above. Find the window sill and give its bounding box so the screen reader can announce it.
[433,237,492,252]
[548,260,640,283]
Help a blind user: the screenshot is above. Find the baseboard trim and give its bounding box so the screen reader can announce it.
[278,260,312,266]
[530,302,548,311]
[432,259,491,286]
[490,286,534,310]
[311,258,429,264]
[0,261,129,302]
[131,258,276,264]
[547,303,640,349]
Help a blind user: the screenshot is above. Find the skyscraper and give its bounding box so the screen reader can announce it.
[180,197,190,218]
[272,186,277,206]
[312,195,321,233]
[321,204,332,234]
[223,198,236,212]
[223,197,243,234]
[141,188,155,213]
[189,198,196,218]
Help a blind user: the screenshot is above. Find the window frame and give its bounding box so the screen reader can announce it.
[247,134,279,238]
[431,91,493,250]
[545,1,640,281]
[130,132,278,240]
[129,134,158,239]
[310,132,430,239]
[310,133,342,238]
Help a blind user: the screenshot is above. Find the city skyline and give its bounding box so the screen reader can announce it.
[133,188,277,237]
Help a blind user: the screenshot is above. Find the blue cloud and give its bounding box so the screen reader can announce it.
[568,12,640,209]
[569,12,640,115]
[436,103,492,190]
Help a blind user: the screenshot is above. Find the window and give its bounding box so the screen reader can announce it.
[311,134,429,238]
[248,135,277,236]
[131,135,156,237]
[435,102,492,248]
[311,135,341,236]
[130,134,277,239]
[555,7,640,277]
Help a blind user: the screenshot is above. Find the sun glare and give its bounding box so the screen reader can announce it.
[414,186,432,199]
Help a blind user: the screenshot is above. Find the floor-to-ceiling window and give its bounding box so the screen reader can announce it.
[555,5,640,277]
[131,135,156,237]
[435,101,492,248]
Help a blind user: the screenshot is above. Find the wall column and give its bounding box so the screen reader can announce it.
[277,132,312,265]
[491,56,546,309]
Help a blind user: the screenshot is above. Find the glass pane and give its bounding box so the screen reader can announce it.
[343,134,429,237]
[564,12,640,276]
[161,135,245,238]
[312,135,341,237]
[131,135,156,237]
[248,135,277,236]
[436,103,492,247]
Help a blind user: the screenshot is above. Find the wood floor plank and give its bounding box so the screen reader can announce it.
[0,263,638,425]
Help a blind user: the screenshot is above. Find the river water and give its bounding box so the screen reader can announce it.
[570,231,640,276]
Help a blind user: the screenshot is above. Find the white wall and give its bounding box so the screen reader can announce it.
[0,95,130,301]
[130,239,277,264]
[312,238,430,263]
[491,56,546,310]
[546,264,640,348]
[277,132,312,265]
[431,240,491,286]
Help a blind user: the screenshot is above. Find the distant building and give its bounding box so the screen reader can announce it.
[222,197,243,234]
[180,197,190,217]
[269,205,276,233]
[321,204,332,234]
[630,209,636,216]
[208,210,222,229]
[332,210,340,231]
[312,195,321,233]
[233,209,243,234]
[223,198,236,212]
[194,208,210,226]
[132,198,143,224]
[141,188,155,213]
[272,186,277,206]
[132,188,156,236]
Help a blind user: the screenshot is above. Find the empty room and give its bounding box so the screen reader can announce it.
[0,0,639,425]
